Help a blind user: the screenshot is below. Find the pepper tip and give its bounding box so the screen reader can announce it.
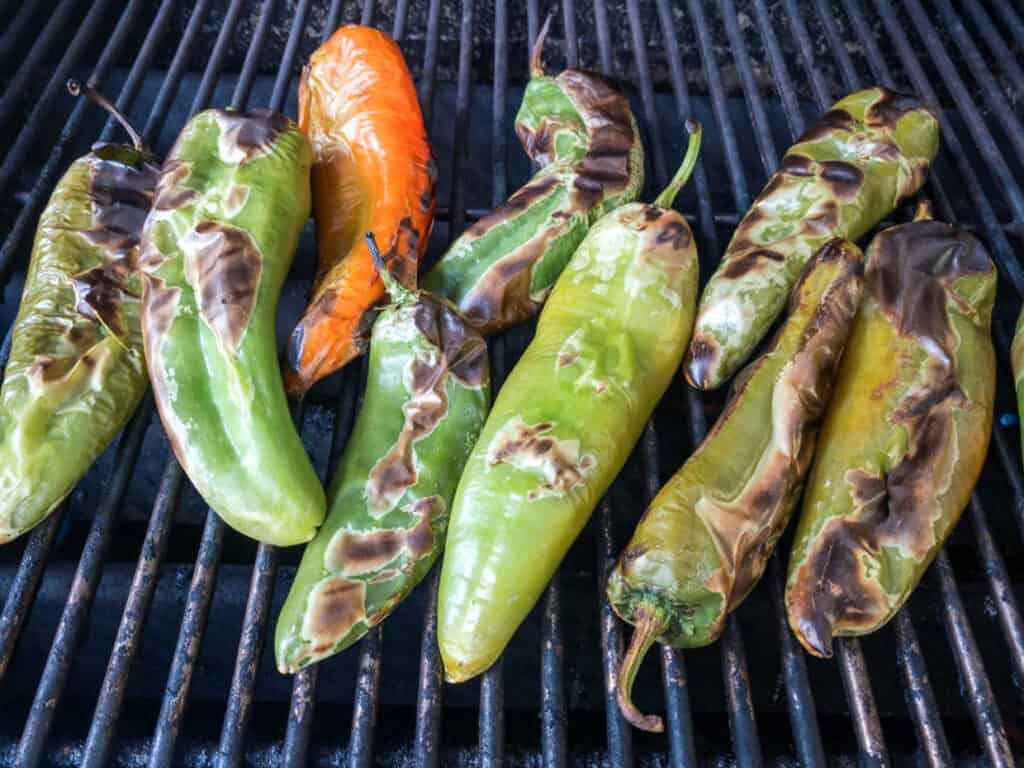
[530,13,554,78]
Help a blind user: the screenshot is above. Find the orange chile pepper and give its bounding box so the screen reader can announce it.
[284,25,436,395]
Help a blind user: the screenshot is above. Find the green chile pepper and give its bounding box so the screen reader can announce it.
[1013,308,1024,458]
[685,87,939,391]
[785,205,996,658]
[0,82,157,544]
[437,128,702,684]
[420,18,643,336]
[607,239,864,732]
[276,234,490,673]
[141,108,325,546]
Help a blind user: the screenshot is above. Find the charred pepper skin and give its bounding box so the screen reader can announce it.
[785,209,996,659]
[284,26,436,395]
[607,239,863,732]
[0,83,157,544]
[276,234,490,673]
[685,87,939,391]
[420,19,643,336]
[141,109,326,547]
[437,129,702,684]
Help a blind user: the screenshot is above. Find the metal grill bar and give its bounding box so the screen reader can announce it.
[964,0,1024,98]
[0,0,79,129]
[0,0,129,197]
[0,1,38,63]
[893,610,953,767]
[835,638,889,765]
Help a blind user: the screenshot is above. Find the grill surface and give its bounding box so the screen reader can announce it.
[1,1,1024,766]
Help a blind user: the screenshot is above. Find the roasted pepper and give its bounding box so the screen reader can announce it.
[685,87,939,391]
[420,18,644,336]
[438,128,702,683]
[1013,309,1024,457]
[284,25,436,395]
[140,108,325,546]
[276,233,490,672]
[786,204,995,658]
[0,81,157,544]
[607,239,864,732]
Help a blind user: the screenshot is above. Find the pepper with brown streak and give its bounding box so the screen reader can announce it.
[785,203,996,658]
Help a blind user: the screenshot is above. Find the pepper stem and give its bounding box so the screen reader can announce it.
[365,232,415,304]
[67,79,145,152]
[653,120,702,210]
[530,13,554,78]
[616,605,666,733]
[913,198,933,222]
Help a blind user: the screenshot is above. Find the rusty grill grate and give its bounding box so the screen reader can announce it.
[1,1,1024,766]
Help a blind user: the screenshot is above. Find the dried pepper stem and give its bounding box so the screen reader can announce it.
[616,605,666,733]
[66,78,145,152]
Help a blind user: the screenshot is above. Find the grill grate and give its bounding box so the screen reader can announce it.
[1,1,1023,766]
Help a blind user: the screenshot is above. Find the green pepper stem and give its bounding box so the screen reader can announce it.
[530,13,554,78]
[66,79,145,152]
[365,232,416,304]
[616,605,666,733]
[913,199,933,222]
[653,119,703,210]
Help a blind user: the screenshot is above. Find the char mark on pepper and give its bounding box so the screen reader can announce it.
[182,222,262,352]
[303,577,367,654]
[414,296,488,387]
[213,108,291,163]
[721,248,785,279]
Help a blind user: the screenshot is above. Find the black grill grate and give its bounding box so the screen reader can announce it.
[1,1,1023,766]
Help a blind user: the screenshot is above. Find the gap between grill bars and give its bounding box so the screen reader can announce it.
[0,1,1023,766]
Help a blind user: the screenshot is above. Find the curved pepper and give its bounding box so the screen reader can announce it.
[276,234,490,673]
[437,128,701,684]
[607,238,864,732]
[685,87,939,391]
[785,204,995,658]
[421,18,644,336]
[284,25,436,395]
[0,82,157,544]
[141,108,325,546]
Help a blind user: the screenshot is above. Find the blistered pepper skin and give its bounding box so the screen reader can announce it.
[276,247,490,673]
[685,87,939,391]
[141,109,325,547]
[0,144,156,543]
[608,241,862,647]
[438,166,700,682]
[421,25,643,336]
[785,216,996,658]
[284,26,436,395]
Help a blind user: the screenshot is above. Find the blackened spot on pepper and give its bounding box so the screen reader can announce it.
[871,220,994,350]
[685,335,718,388]
[212,108,291,163]
[153,160,196,210]
[820,161,864,199]
[866,88,930,128]
[655,220,691,250]
[797,108,856,143]
[71,261,139,337]
[29,357,62,382]
[181,222,262,352]
[467,175,560,237]
[420,189,433,214]
[382,217,420,290]
[405,497,440,560]
[305,578,366,653]
[777,154,816,177]
[720,248,785,279]
[643,205,661,222]
[414,295,489,387]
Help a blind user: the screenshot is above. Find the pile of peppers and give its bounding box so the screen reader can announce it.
[3,20,1006,741]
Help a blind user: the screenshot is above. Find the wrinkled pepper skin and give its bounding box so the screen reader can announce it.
[785,216,996,658]
[1013,308,1024,459]
[437,133,701,682]
[284,26,436,395]
[605,240,863,729]
[685,87,939,391]
[0,141,156,544]
[141,109,325,546]
[276,237,489,673]
[421,22,643,336]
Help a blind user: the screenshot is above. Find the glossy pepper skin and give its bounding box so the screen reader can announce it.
[438,129,702,684]
[786,207,996,658]
[276,234,490,673]
[421,18,643,336]
[141,109,325,547]
[284,26,436,395]
[1013,308,1024,458]
[0,82,157,544]
[685,87,939,391]
[607,239,864,732]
